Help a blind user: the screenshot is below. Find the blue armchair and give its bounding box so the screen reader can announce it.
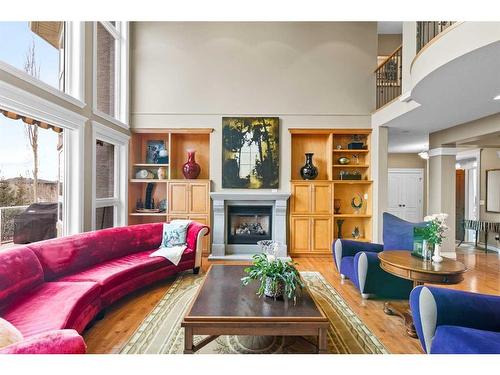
[332,212,425,299]
[410,286,500,354]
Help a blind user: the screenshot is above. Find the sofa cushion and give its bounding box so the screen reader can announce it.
[27,223,164,280]
[57,248,196,295]
[2,281,101,337]
[0,246,44,310]
[431,325,500,354]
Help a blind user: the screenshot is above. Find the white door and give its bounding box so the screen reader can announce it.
[388,169,424,222]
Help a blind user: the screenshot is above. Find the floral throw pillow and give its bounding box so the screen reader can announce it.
[160,222,189,248]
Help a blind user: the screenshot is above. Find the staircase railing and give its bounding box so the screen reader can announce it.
[416,21,455,52]
[375,45,402,109]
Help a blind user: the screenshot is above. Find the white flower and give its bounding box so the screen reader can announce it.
[267,254,276,263]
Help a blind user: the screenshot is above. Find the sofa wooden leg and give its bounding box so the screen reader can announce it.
[193,267,200,275]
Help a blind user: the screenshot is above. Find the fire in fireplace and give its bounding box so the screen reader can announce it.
[227,205,273,244]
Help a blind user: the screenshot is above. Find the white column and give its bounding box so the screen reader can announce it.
[372,125,388,243]
[210,198,226,257]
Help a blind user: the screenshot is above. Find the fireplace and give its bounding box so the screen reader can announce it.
[227,205,273,244]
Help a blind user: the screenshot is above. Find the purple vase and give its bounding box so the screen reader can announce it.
[182,150,201,179]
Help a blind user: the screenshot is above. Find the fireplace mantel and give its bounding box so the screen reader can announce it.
[209,192,290,259]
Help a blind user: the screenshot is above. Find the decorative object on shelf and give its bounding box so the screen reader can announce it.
[300,153,319,180]
[352,226,360,239]
[158,148,169,164]
[146,140,166,164]
[339,170,362,180]
[182,149,201,179]
[423,213,449,263]
[135,198,144,211]
[336,144,343,150]
[348,135,365,150]
[157,166,167,180]
[334,199,341,214]
[222,117,279,189]
[351,193,364,214]
[352,154,360,165]
[337,156,350,165]
[241,244,304,302]
[136,208,161,214]
[336,219,345,239]
[135,169,155,179]
[145,183,155,209]
[159,199,167,213]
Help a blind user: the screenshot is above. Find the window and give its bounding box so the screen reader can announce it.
[93,22,128,126]
[92,122,129,230]
[0,22,84,104]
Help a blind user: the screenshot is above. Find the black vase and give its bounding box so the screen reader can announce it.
[300,153,318,180]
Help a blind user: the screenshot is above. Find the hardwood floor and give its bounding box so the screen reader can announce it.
[83,246,500,354]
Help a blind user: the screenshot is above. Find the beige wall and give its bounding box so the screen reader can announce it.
[130,22,378,192]
[0,22,130,232]
[388,153,428,216]
[480,148,500,248]
[378,34,402,56]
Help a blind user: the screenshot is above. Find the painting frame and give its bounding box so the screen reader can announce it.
[222,117,279,189]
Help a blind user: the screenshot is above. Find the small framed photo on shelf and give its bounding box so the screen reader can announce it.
[146,140,168,164]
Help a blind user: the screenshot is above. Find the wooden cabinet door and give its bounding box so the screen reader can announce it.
[291,183,311,214]
[189,215,210,254]
[169,182,189,214]
[311,217,332,252]
[290,217,311,252]
[312,183,332,214]
[189,182,209,214]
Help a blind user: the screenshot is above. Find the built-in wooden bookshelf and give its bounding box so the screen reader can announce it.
[128,128,213,255]
[289,129,372,256]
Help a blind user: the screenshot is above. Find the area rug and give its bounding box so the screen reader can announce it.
[119,271,388,354]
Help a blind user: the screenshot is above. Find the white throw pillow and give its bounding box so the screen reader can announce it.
[160,222,189,248]
[0,318,23,349]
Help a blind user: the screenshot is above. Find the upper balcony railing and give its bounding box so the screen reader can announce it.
[416,21,456,52]
[375,45,402,109]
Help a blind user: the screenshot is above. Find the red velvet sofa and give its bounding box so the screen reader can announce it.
[0,221,209,354]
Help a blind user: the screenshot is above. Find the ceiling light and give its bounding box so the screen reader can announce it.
[418,151,429,160]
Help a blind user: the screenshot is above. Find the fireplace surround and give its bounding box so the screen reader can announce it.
[210,192,290,259]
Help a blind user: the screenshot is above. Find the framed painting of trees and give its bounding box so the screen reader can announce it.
[222,117,279,189]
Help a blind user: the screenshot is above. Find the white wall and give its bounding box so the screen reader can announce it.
[130,22,377,192]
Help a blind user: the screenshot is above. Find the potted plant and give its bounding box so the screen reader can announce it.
[423,213,449,263]
[241,244,304,303]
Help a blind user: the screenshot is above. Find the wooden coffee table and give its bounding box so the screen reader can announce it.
[378,251,467,338]
[181,265,329,354]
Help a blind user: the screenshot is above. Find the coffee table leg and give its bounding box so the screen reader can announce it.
[318,328,327,354]
[184,327,194,354]
[384,302,418,338]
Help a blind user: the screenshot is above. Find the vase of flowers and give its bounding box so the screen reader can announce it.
[423,213,449,263]
[241,242,304,302]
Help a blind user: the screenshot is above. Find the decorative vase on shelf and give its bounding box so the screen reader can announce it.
[300,153,318,180]
[334,199,341,214]
[352,226,361,239]
[157,166,167,180]
[182,150,201,179]
[432,244,443,263]
[337,156,350,165]
[336,219,345,239]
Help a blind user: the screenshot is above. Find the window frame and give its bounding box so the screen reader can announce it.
[92,22,129,129]
[0,79,86,236]
[91,121,129,230]
[0,21,85,107]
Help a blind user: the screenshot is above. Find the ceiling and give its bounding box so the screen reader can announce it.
[388,129,428,153]
[383,40,500,153]
[377,22,403,34]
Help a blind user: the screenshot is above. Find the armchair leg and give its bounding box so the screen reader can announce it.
[340,274,347,280]
[193,267,200,275]
[361,293,374,300]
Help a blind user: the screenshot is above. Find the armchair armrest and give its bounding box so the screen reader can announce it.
[410,286,500,353]
[332,239,383,272]
[186,221,210,269]
[0,329,86,354]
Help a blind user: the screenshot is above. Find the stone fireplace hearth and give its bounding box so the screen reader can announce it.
[209,192,290,259]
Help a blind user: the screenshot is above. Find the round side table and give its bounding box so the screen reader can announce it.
[378,250,467,338]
